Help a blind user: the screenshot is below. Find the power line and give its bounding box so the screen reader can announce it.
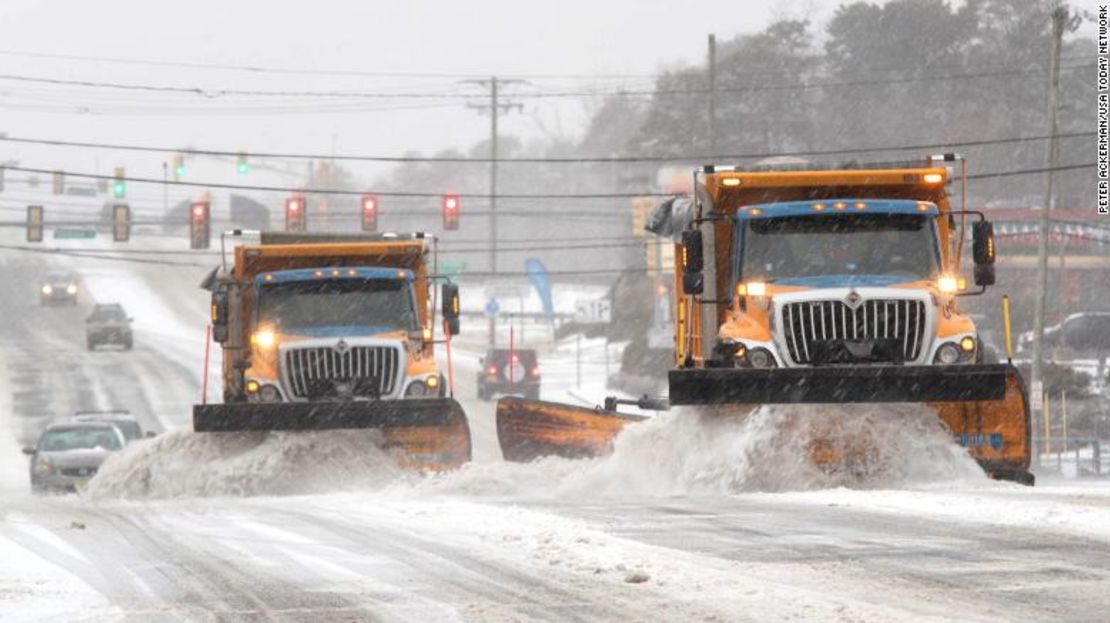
[0,162,1094,202]
[0,49,657,81]
[0,131,1088,164]
[0,63,1093,102]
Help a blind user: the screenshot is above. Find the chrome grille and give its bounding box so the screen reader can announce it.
[283,344,401,400]
[781,298,926,364]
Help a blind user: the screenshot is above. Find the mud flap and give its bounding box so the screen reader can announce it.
[496,397,647,463]
[193,399,471,470]
[669,364,1010,405]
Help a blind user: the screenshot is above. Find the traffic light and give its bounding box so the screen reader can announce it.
[237,151,248,176]
[189,201,210,249]
[173,154,185,181]
[113,166,126,198]
[361,194,379,232]
[112,204,130,242]
[285,196,305,232]
[442,194,459,230]
[26,205,43,243]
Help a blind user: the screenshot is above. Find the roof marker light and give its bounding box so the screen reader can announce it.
[923,172,944,184]
[721,178,741,187]
[749,208,762,216]
[834,202,846,210]
[917,203,930,212]
[854,202,867,210]
[812,203,825,211]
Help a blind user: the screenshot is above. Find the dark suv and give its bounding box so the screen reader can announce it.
[86,303,133,350]
[477,349,541,400]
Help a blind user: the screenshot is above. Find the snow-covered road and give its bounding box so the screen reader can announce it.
[3,233,1110,622]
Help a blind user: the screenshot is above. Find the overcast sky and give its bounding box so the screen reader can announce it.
[0,0,839,199]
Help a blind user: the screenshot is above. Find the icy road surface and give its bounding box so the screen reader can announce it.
[3,235,1110,621]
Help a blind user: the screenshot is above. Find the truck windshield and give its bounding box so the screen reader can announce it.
[739,213,940,282]
[258,278,418,332]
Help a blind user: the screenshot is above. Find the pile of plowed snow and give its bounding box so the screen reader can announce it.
[412,404,986,498]
[86,404,985,500]
[86,430,405,499]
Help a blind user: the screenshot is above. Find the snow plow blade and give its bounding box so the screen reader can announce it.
[496,397,646,463]
[193,399,471,470]
[669,364,1010,405]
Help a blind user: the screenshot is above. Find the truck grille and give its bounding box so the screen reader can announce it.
[781,298,926,365]
[283,344,402,400]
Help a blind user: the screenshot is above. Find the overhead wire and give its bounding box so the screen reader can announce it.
[0,131,1089,164]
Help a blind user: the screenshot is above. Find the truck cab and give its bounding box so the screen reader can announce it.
[207,232,456,406]
[245,266,442,403]
[715,199,979,369]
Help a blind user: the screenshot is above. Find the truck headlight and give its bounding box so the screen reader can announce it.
[66,284,78,295]
[748,348,777,368]
[251,330,276,350]
[33,459,54,475]
[405,380,438,397]
[41,285,53,295]
[935,343,961,364]
[259,384,282,403]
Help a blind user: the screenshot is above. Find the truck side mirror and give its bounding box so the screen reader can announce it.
[681,229,704,295]
[211,290,229,343]
[441,283,460,336]
[974,263,996,287]
[972,221,995,265]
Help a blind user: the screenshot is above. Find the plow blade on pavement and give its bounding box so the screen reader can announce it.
[496,396,647,463]
[193,399,472,471]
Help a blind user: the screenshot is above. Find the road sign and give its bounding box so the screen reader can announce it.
[437,259,467,280]
[484,299,500,317]
[54,228,96,239]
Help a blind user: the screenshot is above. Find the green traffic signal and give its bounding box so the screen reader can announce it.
[237,161,248,175]
[112,180,126,198]
[175,164,186,178]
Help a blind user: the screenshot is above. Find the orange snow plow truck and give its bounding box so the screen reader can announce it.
[194,232,470,471]
[497,155,1033,484]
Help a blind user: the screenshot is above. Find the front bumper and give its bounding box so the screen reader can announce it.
[31,471,96,492]
[88,329,131,343]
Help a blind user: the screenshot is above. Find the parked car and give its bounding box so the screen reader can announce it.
[70,410,152,442]
[477,348,541,400]
[86,303,133,350]
[22,421,126,493]
[40,271,80,305]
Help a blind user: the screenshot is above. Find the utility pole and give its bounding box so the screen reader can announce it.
[1031,4,1069,418]
[464,76,525,347]
[707,34,718,159]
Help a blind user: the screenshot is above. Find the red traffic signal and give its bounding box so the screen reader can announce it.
[189,201,210,249]
[285,197,306,232]
[361,194,379,232]
[442,194,459,230]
